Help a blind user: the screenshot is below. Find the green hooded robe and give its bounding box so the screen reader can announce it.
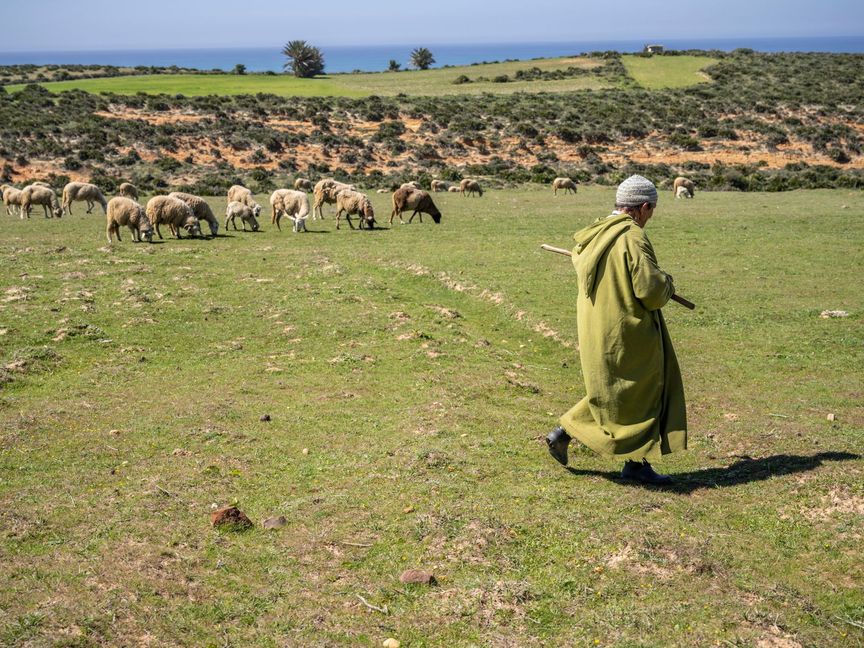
[559,213,687,460]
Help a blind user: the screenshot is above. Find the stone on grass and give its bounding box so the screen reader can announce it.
[263,515,287,530]
[399,569,436,585]
[260,414,271,422]
[210,506,253,531]
[383,639,400,648]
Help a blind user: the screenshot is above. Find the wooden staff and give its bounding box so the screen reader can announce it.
[541,244,696,310]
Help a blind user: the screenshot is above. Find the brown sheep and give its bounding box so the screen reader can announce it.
[552,177,578,195]
[460,179,483,197]
[430,180,450,192]
[293,178,313,191]
[672,177,695,198]
[21,185,63,218]
[146,195,202,239]
[334,190,376,230]
[447,186,461,193]
[106,197,153,244]
[312,179,354,220]
[62,182,108,215]
[118,182,139,200]
[2,185,23,217]
[390,188,442,225]
[169,191,220,236]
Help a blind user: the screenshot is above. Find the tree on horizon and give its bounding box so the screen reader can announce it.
[388,59,401,72]
[410,47,435,70]
[282,41,325,78]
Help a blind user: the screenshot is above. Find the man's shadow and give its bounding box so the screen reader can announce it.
[566,452,860,493]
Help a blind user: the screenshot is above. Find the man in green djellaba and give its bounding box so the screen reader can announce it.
[546,175,687,485]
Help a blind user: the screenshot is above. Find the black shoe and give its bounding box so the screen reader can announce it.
[546,426,571,466]
[621,459,672,485]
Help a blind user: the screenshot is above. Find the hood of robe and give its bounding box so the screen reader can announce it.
[572,213,632,298]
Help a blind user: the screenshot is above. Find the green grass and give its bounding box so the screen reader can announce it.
[622,54,718,89]
[1,187,862,646]
[5,56,617,97]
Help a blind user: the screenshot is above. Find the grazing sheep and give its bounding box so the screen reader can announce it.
[106,197,153,244]
[673,177,695,198]
[675,185,693,199]
[293,178,313,191]
[312,178,354,220]
[225,201,261,232]
[334,190,376,230]
[21,185,63,218]
[376,188,390,194]
[146,195,201,239]
[62,182,108,215]
[118,182,139,200]
[460,179,483,197]
[390,188,442,225]
[169,191,220,236]
[400,181,422,190]
[269,189,309,232]
[552,177,578,195]
[227,185,263,218]
[430,179,450,192]
[447,186,461,193]
[2,185,23,216]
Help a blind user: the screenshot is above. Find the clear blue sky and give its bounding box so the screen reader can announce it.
[3,0,863,51]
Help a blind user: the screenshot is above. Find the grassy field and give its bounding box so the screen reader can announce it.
[1,186,862,646]
[6,55,717,96]
[622,54,718,89]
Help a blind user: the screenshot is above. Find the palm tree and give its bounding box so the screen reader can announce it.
[410,47,435,70]
[282,41,325,78]
[388,59,401,72]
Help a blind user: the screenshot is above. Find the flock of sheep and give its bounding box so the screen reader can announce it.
[1,174,696,244]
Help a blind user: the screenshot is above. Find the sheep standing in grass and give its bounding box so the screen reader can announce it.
[294,178,313,191]
[106,197,153,244]
[430,180,450,192]
[225,201,261,232]
[552,177,578,195]
[390,187,442,225]
[227,185,263,219]
[146,195,201,239]
[673,177,695,198]
[2,185,23,216]
[118,182,139,200]
[62,182,108,215]
[270,189,309,232]
[312,179,354,220]
[460,179,483,197]
[675,185,693,199]
[334,190,375,230]
[169,191,220,236]
[21,185,63,218]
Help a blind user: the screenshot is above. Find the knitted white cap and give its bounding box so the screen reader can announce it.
[615,175,658,207]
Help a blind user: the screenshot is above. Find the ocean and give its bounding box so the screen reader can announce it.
[1,37,862,74]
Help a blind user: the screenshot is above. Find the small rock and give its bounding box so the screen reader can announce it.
[399,569,436,585]
[827,413,836,422]
[260,414,271,422]
[402,506,414,514]
[262,515,287,530]
[820,310,849,318]
[383,640,400,648]
[210,506,253,531]
[302,448,309,455]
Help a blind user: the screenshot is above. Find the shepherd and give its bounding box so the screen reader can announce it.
[546,175,687,485]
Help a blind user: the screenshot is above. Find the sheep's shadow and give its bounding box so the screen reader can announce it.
[564,451,860,493]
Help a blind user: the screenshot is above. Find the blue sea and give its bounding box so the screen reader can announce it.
[1,37,862,73]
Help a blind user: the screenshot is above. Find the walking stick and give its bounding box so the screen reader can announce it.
[541,244,696,310]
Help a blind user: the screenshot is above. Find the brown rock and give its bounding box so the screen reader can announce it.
[263,515,287,530]
[210,506,253,530]
[399,569,436,585]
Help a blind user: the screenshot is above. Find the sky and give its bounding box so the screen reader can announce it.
[2,0,863,51]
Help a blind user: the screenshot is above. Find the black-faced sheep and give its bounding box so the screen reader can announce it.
[552,177,578,195]
[21,185,63,218]
[460,179,483,197]
[106,197,153,244]
[673,177,695,198]
[169,191,220,236]
[227,185,263,219]
[390,188,442,225]
[269,189,309,232]
[225,201,260,231]
[334,190,375,230]
[62,182,108,215]
[146,195,202,239]
[293,178,313,192]
[118,182,139,200]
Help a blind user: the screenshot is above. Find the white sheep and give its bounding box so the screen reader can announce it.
[225,201,261,232]
[62,182,108,215]
[118,182,139,200]
[673,177,695,198]
[2,185,23,216]
[675,185,693,199]
[430,180,450,192]
[447,186,461,193]
[293,178,313,192]
[106,197,153,244]
[146,195,202,239]
[552,177,578,195]
[334,190,375,230]
[400,181,422,190]
[270,189,309,232]
[376,188,390,194]
[312,179,355,220]
[460,179,483,197]
[21,185,63,218]
[227,185,263,218]
[169,191,220,236]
